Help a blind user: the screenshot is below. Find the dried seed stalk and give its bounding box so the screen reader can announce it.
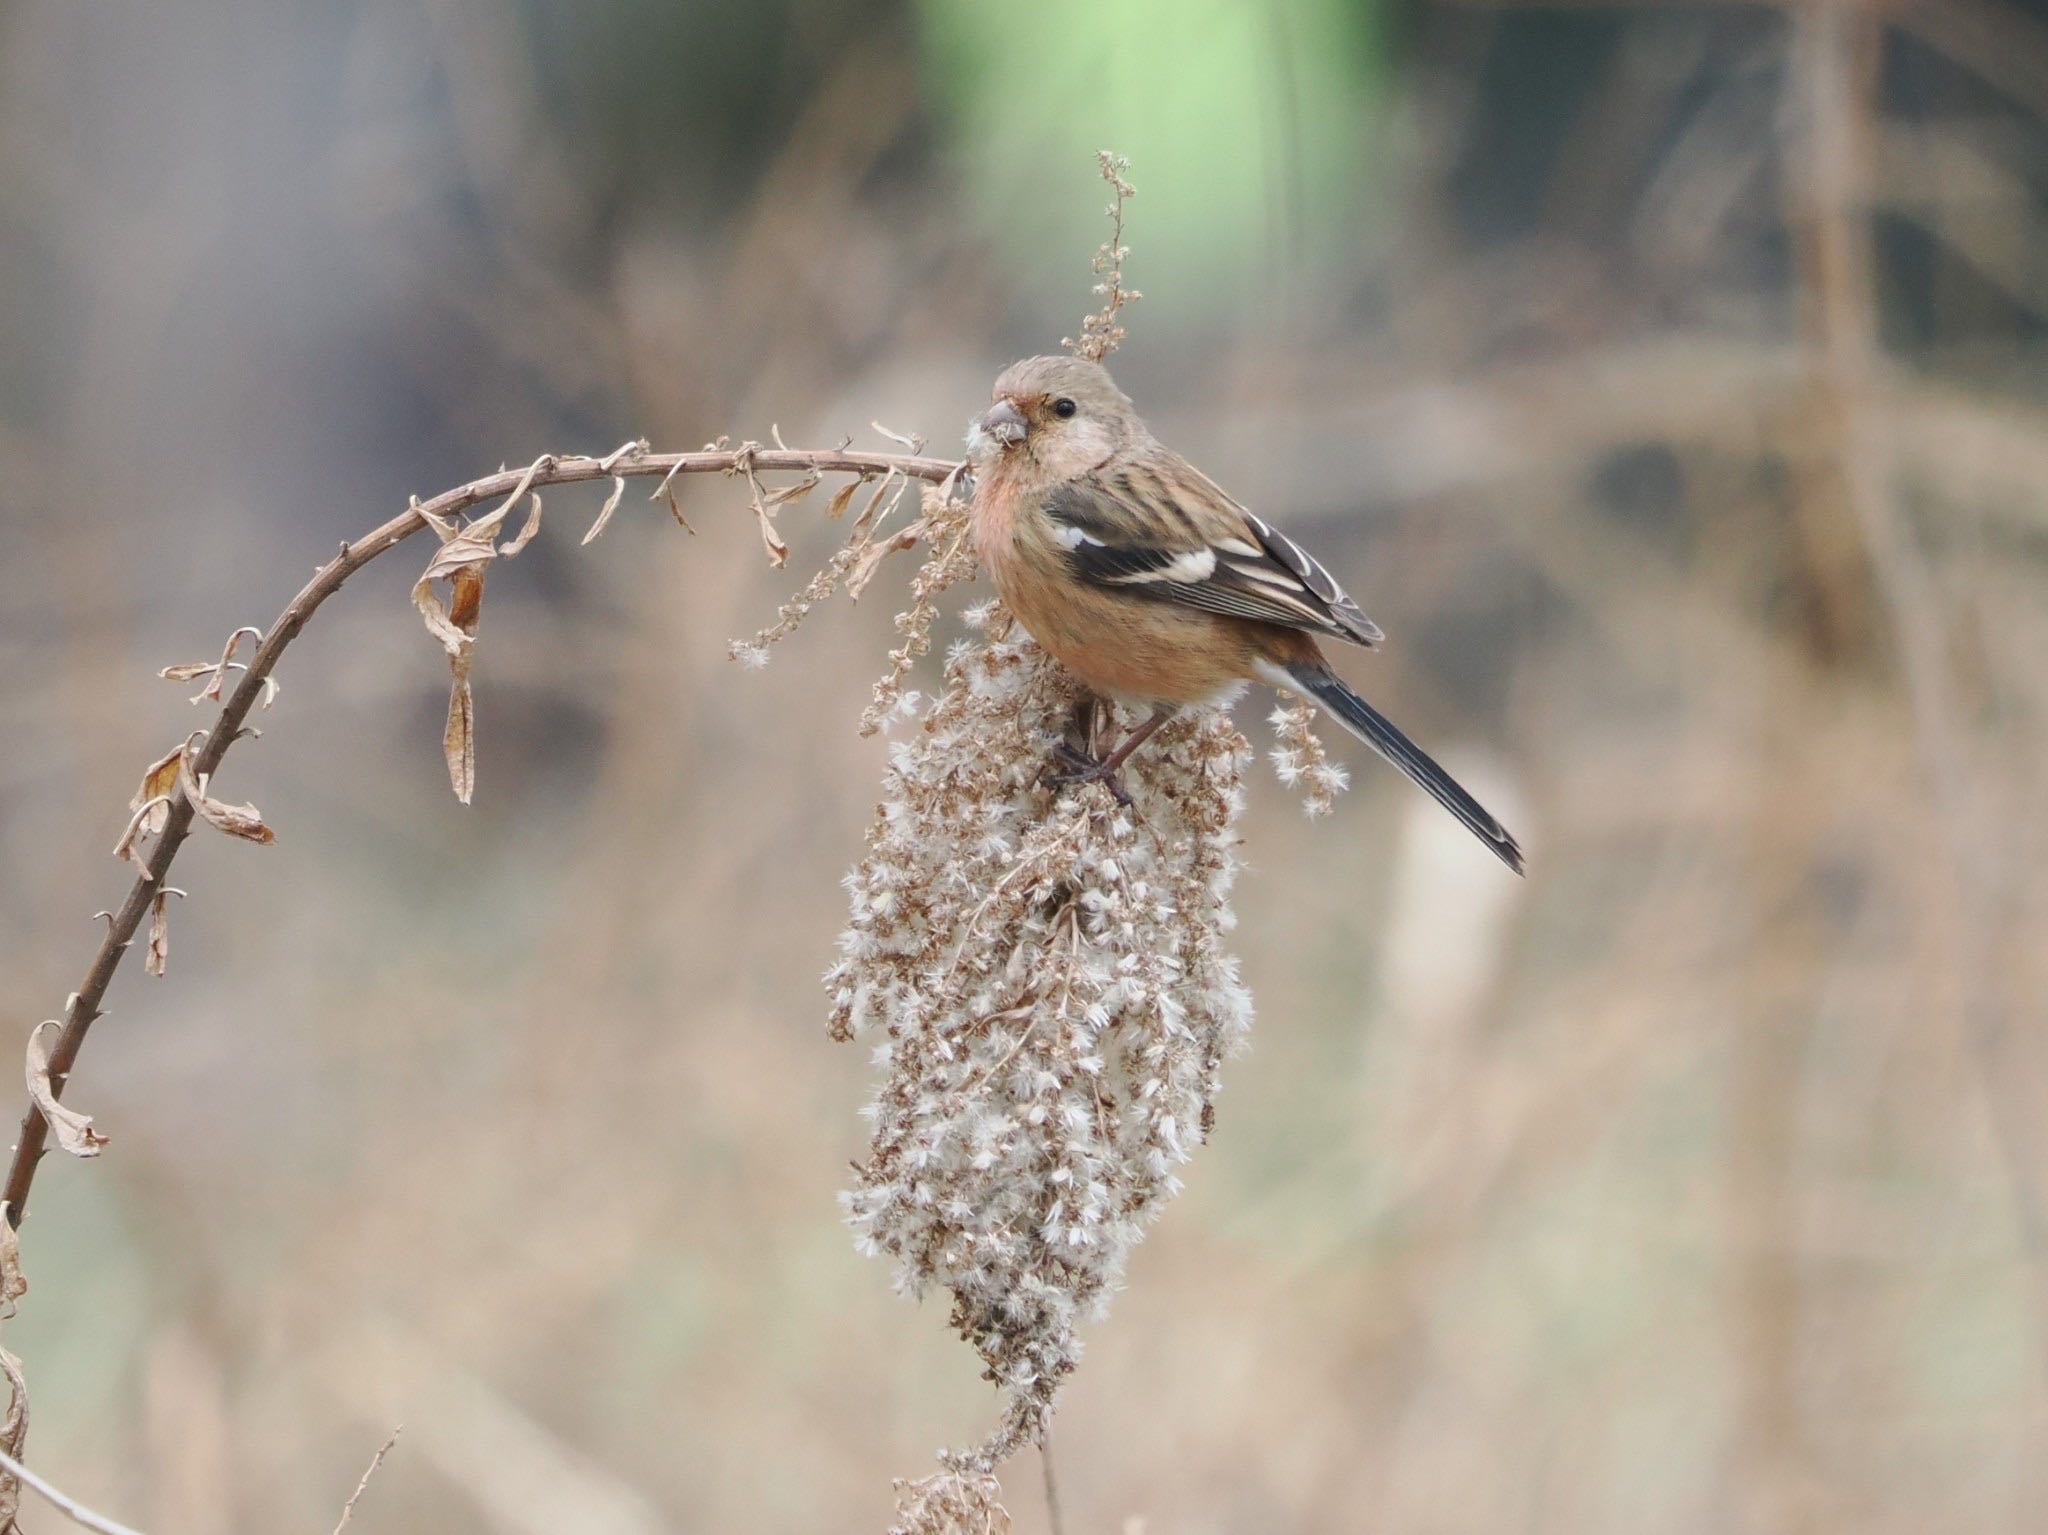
[1268,698,1350,817]
[830,606,1253,1496]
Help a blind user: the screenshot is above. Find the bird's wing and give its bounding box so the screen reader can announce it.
[1043,456,1384,648]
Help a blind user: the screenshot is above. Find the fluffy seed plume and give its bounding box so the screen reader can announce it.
[828,604,1253,1486]
[1268,698,1350,817]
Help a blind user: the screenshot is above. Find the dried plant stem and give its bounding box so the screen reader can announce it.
[331,1427,402,1535]
[1040,1427,1066,1535]
[2,444,958,1234]
[0,1447,148,1535]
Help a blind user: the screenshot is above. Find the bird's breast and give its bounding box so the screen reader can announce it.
[971,485,1256,709]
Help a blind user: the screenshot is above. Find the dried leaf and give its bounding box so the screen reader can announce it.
[581,475,626,545]
[418,502,459,542]
[870,419,925,453]
[411,517,499,657]
[25,1021,108,1157]
[413,576,470,657]
[0,1339,25,1531]
[726,447,791,567]
[444,660,475,805]
[826,479,861,520]
[419,531,497,586]
[762,470,821,509]
[177,751,277,845]
[158,625,263,705]
[115,744,187,869]
[146,891,170,977]
[846,521,926,601]
[849,470,902,540]
[468,451,554,544]
[130,746,184,830]
[0,1214,27,1320]
[448,564,484,633]
[753,497,789,565]
[411,512,493,802]
[501,492,542,557]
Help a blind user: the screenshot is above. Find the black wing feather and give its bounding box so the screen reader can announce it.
[1044,476,1384,648]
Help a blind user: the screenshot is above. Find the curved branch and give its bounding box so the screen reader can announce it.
[3,444,960,1230]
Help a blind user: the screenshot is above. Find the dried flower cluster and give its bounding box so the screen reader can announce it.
[828,605,1254,1508]
[1268,698,1351,818]
[887,1467,1010,1535]
[1063,152,1141,365]
[723,466,970,726]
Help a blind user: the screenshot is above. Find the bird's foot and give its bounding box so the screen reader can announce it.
[1047,742,1133,808]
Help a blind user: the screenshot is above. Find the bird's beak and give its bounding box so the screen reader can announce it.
[980,397,1027,447]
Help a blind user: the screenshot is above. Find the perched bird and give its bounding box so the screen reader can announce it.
[965,354,1524,874]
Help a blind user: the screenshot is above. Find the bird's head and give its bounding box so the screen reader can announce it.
[966,355,1138,479]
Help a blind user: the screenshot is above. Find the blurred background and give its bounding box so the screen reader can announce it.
[3,0,2046,1530]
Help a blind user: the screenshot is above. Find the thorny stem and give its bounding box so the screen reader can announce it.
[3,444,959,1233]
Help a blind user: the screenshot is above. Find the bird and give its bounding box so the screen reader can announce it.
[964,354,1524,875]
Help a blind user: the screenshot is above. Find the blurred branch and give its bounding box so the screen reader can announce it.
[0,1447,147,1535]
[1797,0,2048,1367]
[3,441,959,1238]
[1895,0,2048,124]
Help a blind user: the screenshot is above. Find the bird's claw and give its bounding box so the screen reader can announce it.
[1047,743,1133,807]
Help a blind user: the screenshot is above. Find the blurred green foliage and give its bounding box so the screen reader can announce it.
[917,0,1384,325]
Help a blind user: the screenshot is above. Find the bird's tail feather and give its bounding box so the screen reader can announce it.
[1284,663,1524,875]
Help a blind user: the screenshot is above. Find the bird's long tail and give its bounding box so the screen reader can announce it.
[1280,662,1525,874]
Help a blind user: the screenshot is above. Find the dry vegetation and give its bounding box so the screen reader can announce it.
[0,1,2045,1532]
[0,150,1307,1531]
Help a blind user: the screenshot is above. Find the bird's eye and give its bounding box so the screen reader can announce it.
[1053,397,1077,419]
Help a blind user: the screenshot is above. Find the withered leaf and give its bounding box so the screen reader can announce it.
[177,751,277,845]
[849,470,902,540]
[0,1213,26,1319]
[130,745,184,829]
[159,625,263,705]
[448,564,484,634]
[25,1021,108,1157]
[846,521,926,601]
[115,743,187,869]
[762,470,821,510]
[870,419,924,453]
[756,509,790,566]
[580,475,627,546]
[825,479,862,521]
[144,888,183,979]
[468,453,553,551]
[0,1338,24,1530]
[744,470,790,566]
[411,511,495,802]
[411,516,499,658]
[501,492,543,556]
[444,660,476,805]
[146,893,169,977]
